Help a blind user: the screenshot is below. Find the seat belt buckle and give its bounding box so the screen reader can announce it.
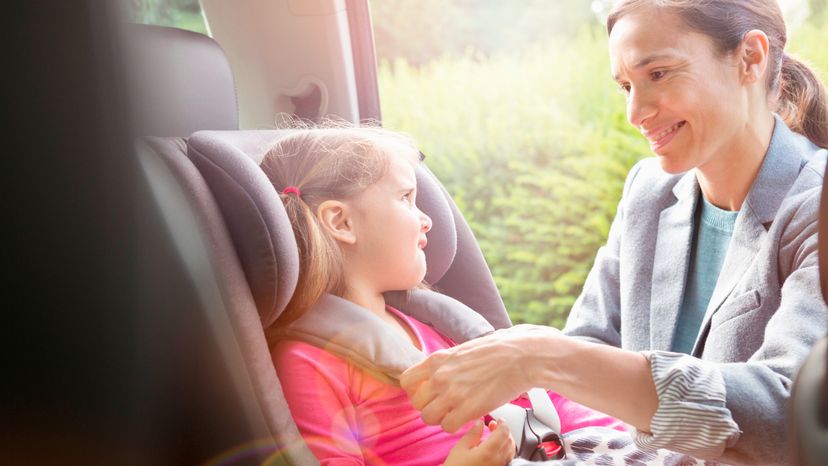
[489,388,565,461]
[517,408,566,461]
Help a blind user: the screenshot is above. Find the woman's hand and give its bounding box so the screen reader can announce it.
[401,324,561,433]
[443,419,515,466]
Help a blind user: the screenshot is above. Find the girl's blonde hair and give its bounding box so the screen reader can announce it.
[260,122,419,331]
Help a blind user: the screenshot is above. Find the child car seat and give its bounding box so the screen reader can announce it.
[186,129,569,463]
[127,24,316,464]
[129,23,513,465]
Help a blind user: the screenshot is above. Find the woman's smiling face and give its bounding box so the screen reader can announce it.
[609,8,747,174]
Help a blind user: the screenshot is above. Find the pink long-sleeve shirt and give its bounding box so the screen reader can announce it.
[272,306,625,465]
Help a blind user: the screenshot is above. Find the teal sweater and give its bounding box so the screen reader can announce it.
[672,195,739,355]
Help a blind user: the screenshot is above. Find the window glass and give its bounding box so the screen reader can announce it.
[372,0,828,326]
[126,0,207,35]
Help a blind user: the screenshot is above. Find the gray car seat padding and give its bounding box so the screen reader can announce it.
[129,23,317,464]
[124,24,239,137]
[141,137,319,464]
[187,130,300,327]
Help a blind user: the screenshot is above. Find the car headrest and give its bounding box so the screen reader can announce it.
[187,130,458,328]
[124,24,238,137]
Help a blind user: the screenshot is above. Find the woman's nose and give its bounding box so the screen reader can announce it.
[627,88,657,129]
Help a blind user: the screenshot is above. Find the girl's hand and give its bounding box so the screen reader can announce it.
[443,418,515,466]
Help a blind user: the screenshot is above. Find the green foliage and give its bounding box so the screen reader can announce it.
[809,0,828,20]
[381,10,828,327]
[126,0,206,34]
[370,0,595,66]
[790,6,828,79]
[380,27,649,327]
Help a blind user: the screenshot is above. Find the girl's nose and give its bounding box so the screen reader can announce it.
[420,209,432,233]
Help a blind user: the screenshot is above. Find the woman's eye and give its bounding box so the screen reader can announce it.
[618,82,631,94]
[651,69,667,80]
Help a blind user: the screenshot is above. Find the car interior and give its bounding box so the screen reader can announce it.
[6,1,828,465]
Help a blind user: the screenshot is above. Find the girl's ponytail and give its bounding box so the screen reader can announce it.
[275,191,346,327]
[777,55,828,148]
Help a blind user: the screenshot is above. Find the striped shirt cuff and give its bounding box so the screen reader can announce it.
[633,351,741,459]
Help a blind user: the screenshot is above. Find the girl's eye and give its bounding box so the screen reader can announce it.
[651,69,667,80]
[618,82,631,95]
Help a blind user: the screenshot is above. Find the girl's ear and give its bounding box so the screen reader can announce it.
[739,29,770,85]
[317,200,357,245]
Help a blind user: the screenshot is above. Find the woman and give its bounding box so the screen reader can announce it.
[400,1,828,464]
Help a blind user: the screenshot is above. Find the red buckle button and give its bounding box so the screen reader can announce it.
[540,440,562,458]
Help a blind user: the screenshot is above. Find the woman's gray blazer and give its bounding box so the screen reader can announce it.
[563,116,827,465]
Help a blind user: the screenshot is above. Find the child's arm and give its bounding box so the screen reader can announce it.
[443,419,515,466]
[273,341,366,465]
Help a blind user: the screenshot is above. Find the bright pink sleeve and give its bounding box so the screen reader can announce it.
[272,341,365,466]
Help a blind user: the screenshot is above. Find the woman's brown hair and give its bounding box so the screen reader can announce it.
[260,125,418,332]
[607,0,828,148]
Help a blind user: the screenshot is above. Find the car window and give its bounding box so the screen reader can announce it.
[127,0,207,34]
[372,0,643,327]
[372,0,828,327]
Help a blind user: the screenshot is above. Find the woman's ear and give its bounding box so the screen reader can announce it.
[317,200,357,245]
[739,29,770,85]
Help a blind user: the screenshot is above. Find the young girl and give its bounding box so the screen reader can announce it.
[262,126,624,465]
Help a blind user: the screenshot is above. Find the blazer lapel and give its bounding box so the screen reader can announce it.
[694,207,766,350]
[650,172,699,351]
[692,116,803,355]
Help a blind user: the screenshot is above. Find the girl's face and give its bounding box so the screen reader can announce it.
[345,149,432,292]
[609,9,748,174]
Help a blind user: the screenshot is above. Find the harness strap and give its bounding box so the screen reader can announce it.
[270,290,563,459]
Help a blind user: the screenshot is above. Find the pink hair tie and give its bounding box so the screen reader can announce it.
[282,186,302,197]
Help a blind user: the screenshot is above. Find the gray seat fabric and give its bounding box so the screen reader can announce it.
[186,130,300,327]
[128,24,315,465]
[142,136,316,465]
[124,23,239,137]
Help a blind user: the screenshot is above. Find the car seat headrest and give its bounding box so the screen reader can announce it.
[186,130,459,328]
[188,131,299,328]
[411,165,458,285]
[124,24,239,136]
